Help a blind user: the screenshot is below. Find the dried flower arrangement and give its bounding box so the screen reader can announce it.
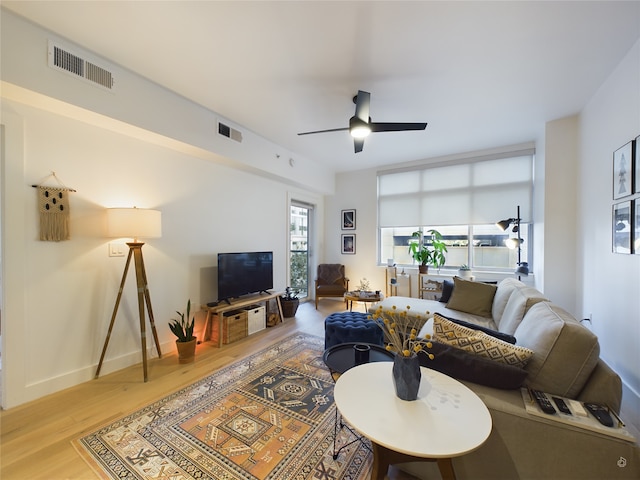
[369,305,435,359]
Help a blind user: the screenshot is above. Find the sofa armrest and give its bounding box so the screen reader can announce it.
[577,359,623,414]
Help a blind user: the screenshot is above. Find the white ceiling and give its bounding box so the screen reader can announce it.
[3,1,640,172]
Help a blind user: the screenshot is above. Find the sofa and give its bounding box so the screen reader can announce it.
[369,277,640,479]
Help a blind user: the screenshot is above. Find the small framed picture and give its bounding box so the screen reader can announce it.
[635,136,639,194]
[341,209,356,230]
[634,198,640,255]
[341,234,356,254]
[612,201,631,254]
[613,141,633,199]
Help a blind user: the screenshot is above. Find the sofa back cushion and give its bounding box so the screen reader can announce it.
[445,276,497,318]
[498,285,548,335]
[491,278,525,325]
[514,302,600,398]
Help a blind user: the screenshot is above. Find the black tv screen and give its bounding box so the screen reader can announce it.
[217,251,273,301]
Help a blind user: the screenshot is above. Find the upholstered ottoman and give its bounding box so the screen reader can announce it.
[324,311,384,349]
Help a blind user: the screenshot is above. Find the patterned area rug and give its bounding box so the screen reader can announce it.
[73,333,372,479]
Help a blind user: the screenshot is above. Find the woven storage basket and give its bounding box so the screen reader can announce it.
[211,310,248,345]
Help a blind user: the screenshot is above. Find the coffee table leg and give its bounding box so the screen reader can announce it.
[370,442,391,480]
[370,442,457,480]
[436,458,456,480]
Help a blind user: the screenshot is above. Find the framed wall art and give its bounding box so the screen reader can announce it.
[341,209,356,230]
[635,136,639,194]
[613,141,633,199]
[612,201,631,254]
[634,198,640,255]
[341,234,356,254]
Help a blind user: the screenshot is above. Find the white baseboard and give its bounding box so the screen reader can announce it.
[19,342,174,407]
[621,381,640,439]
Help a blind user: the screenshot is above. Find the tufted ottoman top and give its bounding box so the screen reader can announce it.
[324,311,384,349]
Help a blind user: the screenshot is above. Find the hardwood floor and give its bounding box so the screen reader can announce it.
[0,298,418,480]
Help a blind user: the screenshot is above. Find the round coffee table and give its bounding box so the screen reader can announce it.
[334,362,492,480]
[344,292,383,311]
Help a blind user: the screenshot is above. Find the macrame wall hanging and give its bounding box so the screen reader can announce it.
[32,172,76,242]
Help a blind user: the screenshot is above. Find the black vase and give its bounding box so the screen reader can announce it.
[392,354,421,401]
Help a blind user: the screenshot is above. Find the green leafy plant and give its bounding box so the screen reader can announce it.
[408,229,448,268]
[282,287,299,301]
[459,264,471,271]
[169,299,195,342]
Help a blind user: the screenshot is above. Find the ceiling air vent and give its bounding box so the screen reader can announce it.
[48,40,115,91]
[218,122,243,143]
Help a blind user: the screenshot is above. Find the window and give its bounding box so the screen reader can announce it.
[378,149,534,272]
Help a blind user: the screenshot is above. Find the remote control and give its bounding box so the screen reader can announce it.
[584,402,614,427]
[531,389,556,414]
[552,396,572,415]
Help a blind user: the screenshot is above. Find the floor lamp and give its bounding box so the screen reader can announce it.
[95,207,163,382]
[496,205,529,280]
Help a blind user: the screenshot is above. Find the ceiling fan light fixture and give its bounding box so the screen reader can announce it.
[349,116,371,138]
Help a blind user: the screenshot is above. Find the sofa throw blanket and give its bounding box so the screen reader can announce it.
[318,264,344,285]
[37,186,71,241]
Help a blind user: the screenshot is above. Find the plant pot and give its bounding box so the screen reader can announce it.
[392,353,422,401]
[458,269,472,278]
[176,337,197,364]
[281,298,299,318]
[418,265,429,274]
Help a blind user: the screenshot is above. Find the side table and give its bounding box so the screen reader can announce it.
[344,292,383,312]
[323,343,394,459]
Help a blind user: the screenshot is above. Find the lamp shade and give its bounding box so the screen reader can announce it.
[496,218,514,231]
[107,208,162,239]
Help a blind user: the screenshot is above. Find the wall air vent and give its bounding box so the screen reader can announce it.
[218,121,243,143]
[48,40,115,91]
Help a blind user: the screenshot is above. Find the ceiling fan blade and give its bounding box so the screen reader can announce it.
[354,137,365,153]
[370,122,428,132]
[297,127,349,136]
[354,90,371,123]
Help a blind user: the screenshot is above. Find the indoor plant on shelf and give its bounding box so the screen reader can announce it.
[169,299,196,364]
[280,287,300,318]
[408,229,448,273]
[458,264,472,278]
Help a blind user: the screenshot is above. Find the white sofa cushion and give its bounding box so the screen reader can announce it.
[491,278,525,326]
[514,302,600,398]
[498,285,548,335]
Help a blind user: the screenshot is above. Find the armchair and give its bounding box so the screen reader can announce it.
[315,264,349,309]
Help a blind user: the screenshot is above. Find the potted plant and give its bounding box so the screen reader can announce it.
[458,264,472,278]
[408,229,448,273]
[280,287,300,318]
[169,299,196,364]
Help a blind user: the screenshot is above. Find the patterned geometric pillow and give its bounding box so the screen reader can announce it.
[433,314,534,369]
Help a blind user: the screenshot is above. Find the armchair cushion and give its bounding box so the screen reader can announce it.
[317,264,346,285]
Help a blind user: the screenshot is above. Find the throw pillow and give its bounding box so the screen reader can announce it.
[433,314,534,369]
[420,341,528,389]
[438,279,454,303]
[445,276,497,318]
[439,314,517,344]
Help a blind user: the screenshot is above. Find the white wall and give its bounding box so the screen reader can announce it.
[578,38,640,428]
[0,10,331,408]
[541,115,579,313]
[1,99,324,408]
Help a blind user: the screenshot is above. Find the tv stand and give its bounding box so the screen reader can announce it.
[201,291,284,347]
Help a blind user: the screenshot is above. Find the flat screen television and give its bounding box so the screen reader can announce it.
[217,251,273,303]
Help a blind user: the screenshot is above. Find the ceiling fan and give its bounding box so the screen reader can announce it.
[297,90,428,153]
